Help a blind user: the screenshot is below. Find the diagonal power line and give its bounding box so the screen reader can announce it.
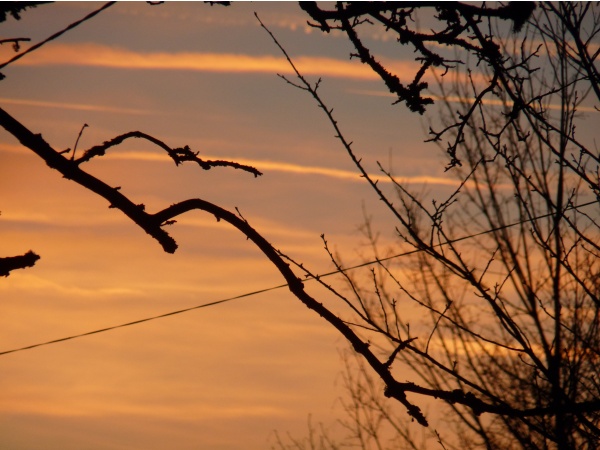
[0,283,288,356]
[0,199,597,356]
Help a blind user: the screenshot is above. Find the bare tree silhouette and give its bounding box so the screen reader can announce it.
[273,2,600,449]
[1,3,599,448]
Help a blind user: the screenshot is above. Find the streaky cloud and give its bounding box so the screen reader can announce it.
[18,42,421,81]
[101,150,464,186]
[0,96,154,115]
[351,89,600,113]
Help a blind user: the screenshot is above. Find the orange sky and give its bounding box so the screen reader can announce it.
[2,3,597,449]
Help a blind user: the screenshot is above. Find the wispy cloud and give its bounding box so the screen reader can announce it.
[351,89,600,113]
[0,142,460,186]
[0,97,154,115]
[17,42,422,82]
[104,150,463,186]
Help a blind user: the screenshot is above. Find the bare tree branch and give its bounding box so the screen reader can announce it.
[0,250,40,277]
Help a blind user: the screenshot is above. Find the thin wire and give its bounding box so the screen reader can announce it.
[317,199,599,275]
[0,283,288,356]
[0,199,596,356]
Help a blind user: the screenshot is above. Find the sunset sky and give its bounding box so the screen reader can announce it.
[4,3,596,449]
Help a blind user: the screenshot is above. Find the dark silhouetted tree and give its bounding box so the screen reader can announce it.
[273,2,600,449]
[1,3,598,449]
